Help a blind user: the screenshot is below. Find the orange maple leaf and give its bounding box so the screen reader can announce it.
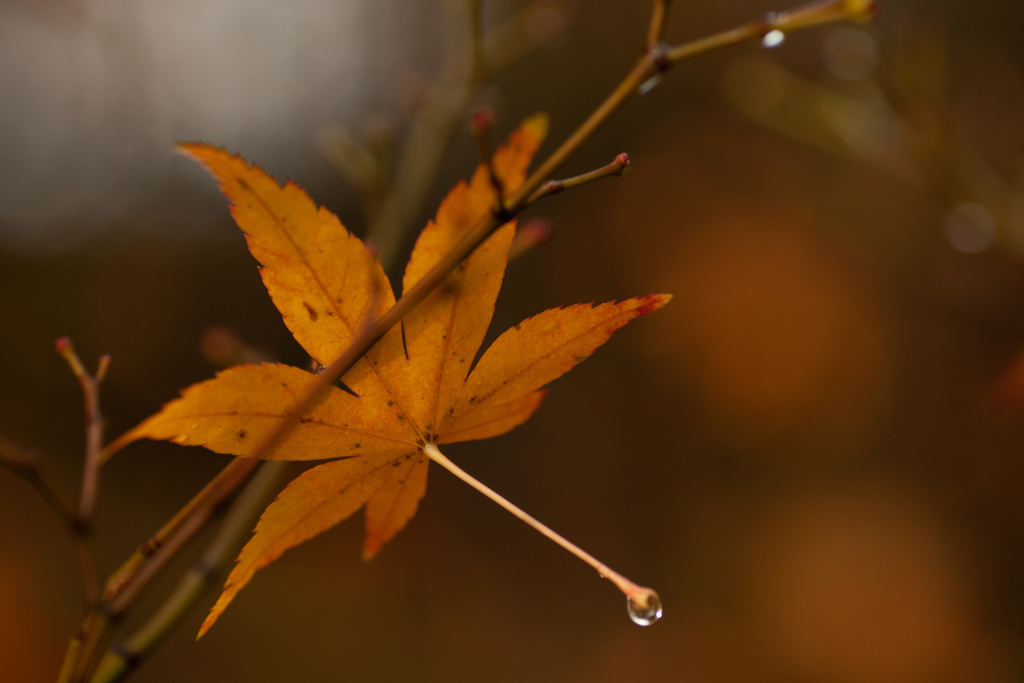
[115,114,670,636]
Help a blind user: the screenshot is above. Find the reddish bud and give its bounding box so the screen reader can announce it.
[470,107,495,134]
[615,153,631,174]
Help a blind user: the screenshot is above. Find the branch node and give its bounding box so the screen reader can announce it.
[70,516,92,537]
[645,40,672,74]
[645,0,674,50]
[614,153,631,175]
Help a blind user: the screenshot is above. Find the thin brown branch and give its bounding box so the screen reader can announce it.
[102,456,260,602]
[59,456,259,682]
[55,337,110,610]
[55,339,108,533]
[108,493,215,615]
[90,462,290,683]
[646,0,673,48]
[524,153,630,206]
[0,437,75,526]
[666,0,878,63]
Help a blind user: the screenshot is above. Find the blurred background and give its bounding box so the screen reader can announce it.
[4,0,1024,681]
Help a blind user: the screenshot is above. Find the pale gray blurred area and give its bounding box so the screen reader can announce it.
[0,0,436,252]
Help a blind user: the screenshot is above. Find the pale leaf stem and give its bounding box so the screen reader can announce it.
[423,443,659,609]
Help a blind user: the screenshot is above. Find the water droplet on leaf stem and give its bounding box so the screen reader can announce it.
[626,591,663,626]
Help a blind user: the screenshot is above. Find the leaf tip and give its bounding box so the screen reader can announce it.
[174,141,213,160]
[362,535,382,561]
[523,111,551,139]
[196,615,215,641]
[634,293,672,317]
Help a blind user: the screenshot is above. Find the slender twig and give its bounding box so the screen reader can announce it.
[102,456,260,601]
[423,443,661,614]
[0,437,75,526]
[666,0,877,62]
[109,495,217,615]
[89,461,290,683]
[524,153,630,206]
[55,337,109,610]
[55,339,106,531]
[93,338,291,682]
[646,0,673,48]
[57,637,82,683]
[59,456,260,682]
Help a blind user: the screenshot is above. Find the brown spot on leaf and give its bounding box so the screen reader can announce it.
[237,429,247,439]
[303,302,319,322]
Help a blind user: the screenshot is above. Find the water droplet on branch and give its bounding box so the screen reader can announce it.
[637,74,663,96]
[626,593,663,626]
[761,30,786,49]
